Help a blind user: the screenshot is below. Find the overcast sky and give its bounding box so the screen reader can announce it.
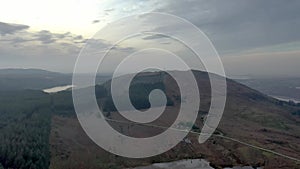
[0,0,299,78]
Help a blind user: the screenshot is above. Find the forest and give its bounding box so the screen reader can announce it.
[0,80,174,168]
[0,91,52,169]
[0,88,80,169]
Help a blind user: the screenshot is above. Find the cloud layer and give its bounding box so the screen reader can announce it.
[0,0,299,77]
[156,0,300,53]
[0,22,29,35]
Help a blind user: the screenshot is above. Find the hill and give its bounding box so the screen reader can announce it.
[0,69,71,91]
[0,69,111,91]
[0,70,299,169]
[49,70,300,169]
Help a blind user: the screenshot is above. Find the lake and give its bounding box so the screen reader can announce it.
[43,85,74,93]
[271,95,300,103]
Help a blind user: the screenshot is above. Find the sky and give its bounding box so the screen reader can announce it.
[0,0,300,78]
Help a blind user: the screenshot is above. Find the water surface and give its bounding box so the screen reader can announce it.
[43,85,74,93]
[271,95,300,103]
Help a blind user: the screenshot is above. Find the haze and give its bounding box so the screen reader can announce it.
[0,0,299,78]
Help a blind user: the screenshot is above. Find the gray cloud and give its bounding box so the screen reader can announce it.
[104,8,115,12]
[92,20,100,24]
[0,24,138,72]
[1,29,86,45]
[0,22,29,35]
[35,30,56,44]
[142,34,169,40]
[156,0,300,53]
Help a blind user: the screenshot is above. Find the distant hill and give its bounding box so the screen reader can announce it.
[0,68,62,76]
[237,78,300,102]
[0,69,111,91]
[0,69,71,91]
